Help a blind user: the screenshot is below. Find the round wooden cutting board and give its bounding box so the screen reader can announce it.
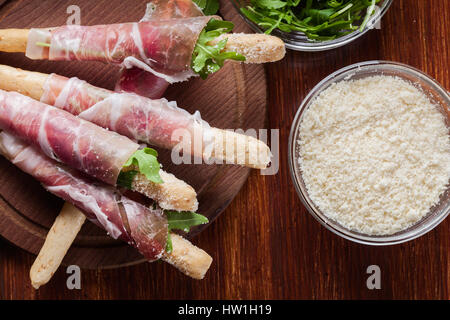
[0,0,267,268]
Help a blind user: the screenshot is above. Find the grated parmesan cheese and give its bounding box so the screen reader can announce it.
[297,75,450,235]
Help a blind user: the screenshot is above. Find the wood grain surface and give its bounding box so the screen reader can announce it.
[0,0,449,299]
[0,0,267,268]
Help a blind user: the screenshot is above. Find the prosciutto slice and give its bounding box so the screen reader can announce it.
[115,0,204,98]
[141,0,203,20]
[116,68,170,99]
[41,74,214,158]
[0,131,168,261]
[26,15,216,83]
[0,89,139,185]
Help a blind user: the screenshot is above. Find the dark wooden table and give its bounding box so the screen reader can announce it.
[0,0,449,300]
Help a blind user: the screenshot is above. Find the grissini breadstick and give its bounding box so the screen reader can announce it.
[0,64,271,169]
[0,63,46,99]
[0,132,212,283]
[0,29,28,52]
[210,33,285,64]
[162,233,212,280]
[30,203,86,289]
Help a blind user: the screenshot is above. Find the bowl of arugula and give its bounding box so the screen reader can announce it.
[231,0,393,51]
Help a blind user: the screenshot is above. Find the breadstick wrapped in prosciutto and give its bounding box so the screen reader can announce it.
[0,65,271,168]
[0,131,211,278]
[0,89,198,211]
[0,3,285,83]
[28,17,216,82]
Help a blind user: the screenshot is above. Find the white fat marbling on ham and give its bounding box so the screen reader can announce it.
[53,77,84,113]
[36,107,54,159]
[0,131,168,261]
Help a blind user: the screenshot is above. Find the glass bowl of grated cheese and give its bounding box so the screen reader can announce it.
[289,61,450,245]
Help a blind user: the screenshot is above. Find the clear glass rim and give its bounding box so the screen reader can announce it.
[231,0,393,52]
[288,60,450,246]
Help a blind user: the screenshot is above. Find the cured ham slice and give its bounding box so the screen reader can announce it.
[142,0,203,20]
[26,15,215,83]
[116,68,170,99]
[40,74,214,158]
[0,131,168,261]
[115,0,204,98]
[0,89,139,185]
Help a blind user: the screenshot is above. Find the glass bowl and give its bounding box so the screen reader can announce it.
[230,0,393,51]
[288,61,450,245]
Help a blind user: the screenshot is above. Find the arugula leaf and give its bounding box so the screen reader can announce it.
[165,232,173,253]
[117,170,139,189]
[164,211,209,253]
[327,0,344,8]
[303,8,335,24]
[192,19,246,79]
[254,0,287,9]
[166,211,209,232]
[193,0,220,15]
[121,147,163,186]
[36,42,51,47]
[241,0,381,40]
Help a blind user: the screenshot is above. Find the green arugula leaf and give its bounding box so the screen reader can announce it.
[192,19,246,79]
[121,147,163,185]
[241,0,381,40]
[193,0,220,15]
[164,211,209,253]
[36,42,51,47]
[165,232,173,253]
[254,0,287,9]
[327,0,344,8]
[117,170,139,189]
[303,8,336,24]
[166,211,209,232]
